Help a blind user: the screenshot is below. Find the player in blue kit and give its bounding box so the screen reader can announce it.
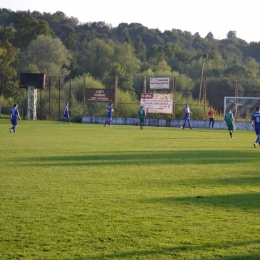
[251,106,260,148]
[9,103,21,133]
[181,104,193,130]
[104,103,113,127]
[60,103,70,123]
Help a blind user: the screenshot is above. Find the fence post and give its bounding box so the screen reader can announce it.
[40,89,42,120]
[83,75,86,116]
[235,76,239,119]
[48,77,51,120]
[58,76,61,119]
[203,76,206,120]
[143,76,146,93]
[115,75,118,116]
[69,78,72,110]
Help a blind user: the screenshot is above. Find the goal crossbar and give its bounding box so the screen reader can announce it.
[224,96,260,119]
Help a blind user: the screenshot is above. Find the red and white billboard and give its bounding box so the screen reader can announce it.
[141,93,173,114]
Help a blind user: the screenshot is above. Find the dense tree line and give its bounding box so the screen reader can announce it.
[1,8,260,114]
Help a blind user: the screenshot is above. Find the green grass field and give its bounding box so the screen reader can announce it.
[0,119,260,260]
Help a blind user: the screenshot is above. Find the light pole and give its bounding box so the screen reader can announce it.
[199,53,208,102]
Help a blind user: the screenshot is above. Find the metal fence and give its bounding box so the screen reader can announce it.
[1,75,260,121]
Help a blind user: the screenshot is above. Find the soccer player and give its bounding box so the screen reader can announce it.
[104,103,113,127]
[9,103,21,133]
[251,106,260,148]
[137,105,146,130]
[224,109,235,138]
[60,103,70,123]
[208,106,216,128]
[181,104,193,130]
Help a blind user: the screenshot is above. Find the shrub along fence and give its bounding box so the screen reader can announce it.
[2,75,260,121]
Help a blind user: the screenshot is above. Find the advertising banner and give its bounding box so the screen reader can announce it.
[85,89,115,102]
[150,78,170,89]
[141,93,173,114]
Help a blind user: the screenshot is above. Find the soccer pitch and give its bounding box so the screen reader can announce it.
[0,120,260,260]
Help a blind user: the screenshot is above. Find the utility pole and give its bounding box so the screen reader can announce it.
[235,75,239,119]
[199,53,208,102]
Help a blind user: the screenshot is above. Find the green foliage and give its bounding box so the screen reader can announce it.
[12,14,55,51]
[173,72,194,96]
[134,35,146,61]
[116,90,139,117]
[0,40,19,98]
[109,63,135,93]
[64,75,106,117]
[240,77,260,96]
[65,75,105,102]
[244,57,259,77]
[113,42,141,75]
[223,64,250,77]
[151,60,172,74]
[11,51,29,74]
[194,77,239,111]
[0,95,14,106]
[2,8,260,116]
[175,93,209,120]
[76,38,115,79]
[27,35,72,77]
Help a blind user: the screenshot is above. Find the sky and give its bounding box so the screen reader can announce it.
[1,0,259,43]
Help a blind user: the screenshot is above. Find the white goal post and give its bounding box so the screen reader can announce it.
[224,96,260,120]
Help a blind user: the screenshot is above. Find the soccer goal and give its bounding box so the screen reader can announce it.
[224,96,260,120]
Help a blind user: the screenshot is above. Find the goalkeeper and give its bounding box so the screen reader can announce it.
[137,106,146,130]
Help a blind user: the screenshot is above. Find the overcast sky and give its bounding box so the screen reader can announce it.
[1,0,259,43]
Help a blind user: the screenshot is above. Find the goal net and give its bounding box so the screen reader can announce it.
[224,96,260,120]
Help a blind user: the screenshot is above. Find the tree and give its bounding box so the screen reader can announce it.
[0,40,19,97]
[245,57,259,77]
[244,42,260,62]
[134,36,146,61]
[152,60,172,74]
[222,44,243,65]
[109,63,134,93]
[170,49,193,74]
[194,32,201,38]
[223,64,249,77]
[0,25,15,43]
[204,77,242,112]
[112,42,141,93]
[63,32,79,51]
[76,38,114,79]
[11,51,30,75]
[13,14,55,51]
[227,31,237,40]
[123,36,132,45]
[26,35,72,77]
[206,32,214,40]
[114,42,141,75]
[147,44,166,68]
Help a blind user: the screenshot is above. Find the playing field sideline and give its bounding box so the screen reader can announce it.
[0,120,260,260]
